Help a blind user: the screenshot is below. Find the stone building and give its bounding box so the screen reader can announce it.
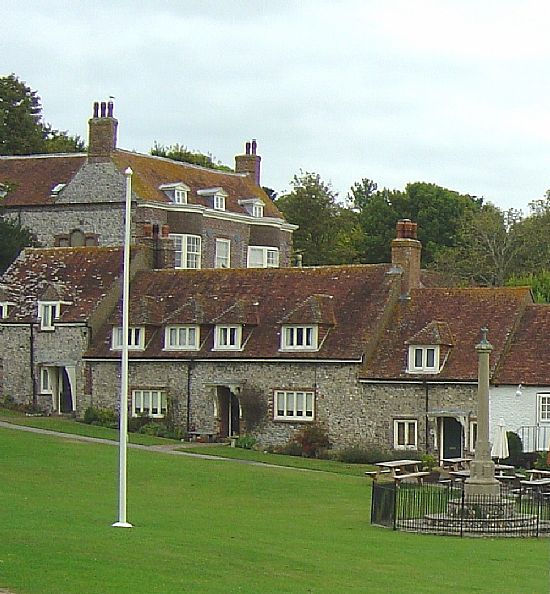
[1,220,546,456]
[0,100,295,269]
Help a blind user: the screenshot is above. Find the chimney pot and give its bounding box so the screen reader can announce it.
[93,101,99,118]
[245,141,251,155]
[107,101,114,118]
[100,102,107,117]
[251,139,257,155]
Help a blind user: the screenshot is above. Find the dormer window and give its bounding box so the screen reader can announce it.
[198,187,227,211]
[38,301,61,331]
[408,345,439,373]
[239,198,264,218]
[159,182,190,205]
[164,325,200,351]
[213,325,242,350]
[51,183,66,196]
[111,326,145,350]
[280,325,318,351]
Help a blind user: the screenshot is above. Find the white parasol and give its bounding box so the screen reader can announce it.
[491,417,509,461]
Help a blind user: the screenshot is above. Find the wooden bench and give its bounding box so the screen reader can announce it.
[394,471,430,485]
[364,470,390,480]
[187,431,215,443]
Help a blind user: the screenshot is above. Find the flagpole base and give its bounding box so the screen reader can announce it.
[112,521,133,528]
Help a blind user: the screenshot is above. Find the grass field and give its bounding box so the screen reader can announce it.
[0,426,548,594]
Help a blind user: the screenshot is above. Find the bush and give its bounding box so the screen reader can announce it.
[293,424,330,458]
[274,441,304,457]
[534,451,550,470]
[334,445,417,464]
[82,406,118,429]
[235,435,256,450]
[504,431,523,466]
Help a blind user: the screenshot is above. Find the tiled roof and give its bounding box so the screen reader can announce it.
[0,247,124,322]
[86,264,398,360]
[494,304,550,386]
[360,287,532,382]
[406,321,454,346]
[0,154,86,206]
[0,149,284,220]
[111,150,282,219]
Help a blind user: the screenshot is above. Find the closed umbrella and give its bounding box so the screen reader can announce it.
[491,418,509,461]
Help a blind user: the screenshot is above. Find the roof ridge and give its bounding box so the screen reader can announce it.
[0,153,86,160]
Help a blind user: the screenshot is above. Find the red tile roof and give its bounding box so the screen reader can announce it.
[0,154,86,206]
[494,304,550,386]
[360,287,533,382]
[0,247,124,322]
[86,264,399,360]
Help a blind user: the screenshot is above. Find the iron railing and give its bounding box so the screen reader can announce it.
[371,479,550,537]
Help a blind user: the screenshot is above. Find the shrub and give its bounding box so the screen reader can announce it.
[534,451,550,470]
[235,435,256,450]
[421,453,437,471]
[336,446,372,464]
[503,431,523,466]
[274,441,304,457]
[82,406,118,429]
[294,424,330,458]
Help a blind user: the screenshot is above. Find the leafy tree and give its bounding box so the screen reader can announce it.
[352,180,482,265]
[513,195,550,273]
[0,218,36,273]
[507,271,550,303]
[432,204,523,286]
[275,171,361,265]
[150,141,232,171]
[0,74,83,155]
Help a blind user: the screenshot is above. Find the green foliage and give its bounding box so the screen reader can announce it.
[503,431,523,466]
[335,444,418,464]
[293,423,331,458]
[534,451,550,470]
[507,271,550,304]
[82,406,118,428]
[235,435,256,449]
[421,453,437,471]
[0,74,83,156]
[150,141,232,171]
[275,171,361,265]
[0,217,37,273]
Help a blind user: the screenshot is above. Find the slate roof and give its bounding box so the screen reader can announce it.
[0,247,125,322]
[0,149,283,219]
[360,287,533,382]
[85,264,399,360]
[494,304,550,386]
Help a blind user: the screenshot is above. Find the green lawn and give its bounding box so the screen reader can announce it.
[179,445,375,476]
[0,408,179,446]
[0,427,547,594]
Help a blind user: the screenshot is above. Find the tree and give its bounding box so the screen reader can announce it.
[275,172,361,265]
[507,271,550,303]
[0,218,36,273]
[352,180,482,265]
[0,74,84,155]
[150,142,232,171]
[432,204,523,286]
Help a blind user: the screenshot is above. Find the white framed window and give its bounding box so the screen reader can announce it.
[159,182,190,204]
[132,390,167,418]
[538,394,550,423]
[247,246,279,268]
[111,326,145,350]
[174,188,188,204]
[38,301,60,331]
[214,325,242,350]
[252,204,264,218]
[215,239,231,269]
[407,345,439,373]
[274,390,314,421]
[170,234,202,269]
[280,325,318,351]
[40,367,53,393]
[213,193,226,211]
[469,420,478,451]
[0,301,14,319]
[164,325,199,350]
[394,419,417,450]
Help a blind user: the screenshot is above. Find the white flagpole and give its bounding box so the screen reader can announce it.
[113,167,134,528]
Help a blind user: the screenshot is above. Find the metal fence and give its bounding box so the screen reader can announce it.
[371,479,550,537]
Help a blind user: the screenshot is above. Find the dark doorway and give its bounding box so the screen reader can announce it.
[442,417,462,458]
[60,368,73,413]
[217,386,240,437]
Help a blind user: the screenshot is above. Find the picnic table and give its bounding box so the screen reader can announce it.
[524,469,550,481]
[449,464,516,483]
[366,459,429,484]
[441,457,472,471]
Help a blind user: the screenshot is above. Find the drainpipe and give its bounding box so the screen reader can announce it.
[29,323,37,410]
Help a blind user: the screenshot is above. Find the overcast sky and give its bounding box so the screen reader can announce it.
[4,1,550,213]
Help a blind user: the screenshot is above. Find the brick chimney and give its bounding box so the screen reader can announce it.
[235,139,261,185]
[391,219,421,298]
[88,100,118,161]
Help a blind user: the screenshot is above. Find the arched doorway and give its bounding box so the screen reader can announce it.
[59,368,74,413]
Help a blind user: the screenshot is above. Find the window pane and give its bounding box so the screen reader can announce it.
[397,422,405,446]
[296,392,304,416]
[248,247,263,268]
[188,327,196,346]
[407,422,415,446]
[305,393,313,417]
[276,393,285,416]
[143,391,151,414]
[305,327,312,346]
[286,393,295,416]
[151,391,159,415]
[414,348,423,367]
[426,348,435,368]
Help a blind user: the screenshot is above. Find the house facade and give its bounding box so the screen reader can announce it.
[1,219,548,456]
[0,101,295,270]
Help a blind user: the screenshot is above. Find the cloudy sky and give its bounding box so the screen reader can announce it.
[4,1,550,213]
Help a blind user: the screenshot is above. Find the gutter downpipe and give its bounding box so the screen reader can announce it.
[29,323,36,410]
